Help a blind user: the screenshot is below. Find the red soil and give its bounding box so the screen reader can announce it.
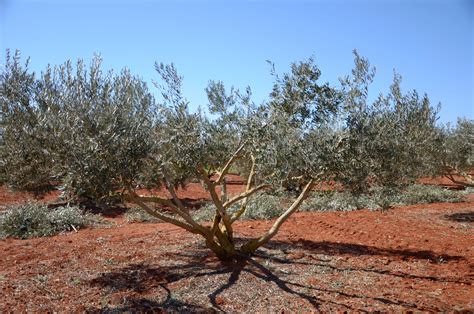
[0,178,245,208]
[419,174,472,190]
[0,174,467,207]
[0,179,473,311]
[0,186,61,207]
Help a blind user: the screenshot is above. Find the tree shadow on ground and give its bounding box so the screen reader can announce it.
[88,254,325,312]
[205,257,325,311]
[258,241,470,285]
[270,239,465,263]
[85,284,216,313]
[82,204,130,218]
[86,238,466,312]
[88,254,228,312]
[444,211,474,222]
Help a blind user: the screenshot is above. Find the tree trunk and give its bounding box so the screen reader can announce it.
[444,167,474,188]
[204,235,239,261]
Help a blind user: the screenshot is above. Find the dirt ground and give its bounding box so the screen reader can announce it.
[0,180,473,312]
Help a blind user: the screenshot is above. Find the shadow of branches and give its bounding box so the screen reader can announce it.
[444,211,474,222]
[89,256,324,312]
[85,238,469,312]
[274,239,465,263]
[86,283,216,313]
[88,259,220,312]
[261,240,469,285]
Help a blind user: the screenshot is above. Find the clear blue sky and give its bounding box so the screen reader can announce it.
[1,0,472,123]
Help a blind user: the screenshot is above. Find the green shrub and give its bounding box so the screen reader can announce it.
[0,202,91,239]
[1,52,156,203]
[436,118,474,187]
[0,214,6,239]
[464,187,474,194]
[300,184,465,212]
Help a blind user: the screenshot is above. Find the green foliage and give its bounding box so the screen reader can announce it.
[335,51,440,194]
[191,203,216,223]
[438,118,474,180]
[300,191,377,212]
[1,49,455,260]
[1,51,156,203]
[45,57,155,202]
[0,202,91,239]
[1,49,444,225]
[268,57,342,125]
[258,57,342,183]
[238,193,286,220]
[0,50,53,192]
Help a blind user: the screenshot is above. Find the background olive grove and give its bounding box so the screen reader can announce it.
[0,49,472,259]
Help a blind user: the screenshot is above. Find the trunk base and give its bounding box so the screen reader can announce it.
[205,239,257,261]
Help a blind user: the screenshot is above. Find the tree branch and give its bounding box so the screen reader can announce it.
[125,186,208,235]
[224,183,270,209]
[210,213,221,235]
[443,164,474,187]
[198,166,234,240]
[161,167,188,213]
[230,154,257,223]
[124,194,177,209]
[215,142,246,185]
[241,179,315,254]
[124,191,199,234]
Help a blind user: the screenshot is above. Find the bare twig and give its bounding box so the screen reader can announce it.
[125,190,198,234]
[224,183,270,209]
[231,154,257,223]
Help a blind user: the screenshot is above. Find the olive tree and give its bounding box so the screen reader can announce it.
[1,51,156,203]
[336,51,440,199]
[0,50,54,193]
[437,118,474,187]
[123,59,343,260]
